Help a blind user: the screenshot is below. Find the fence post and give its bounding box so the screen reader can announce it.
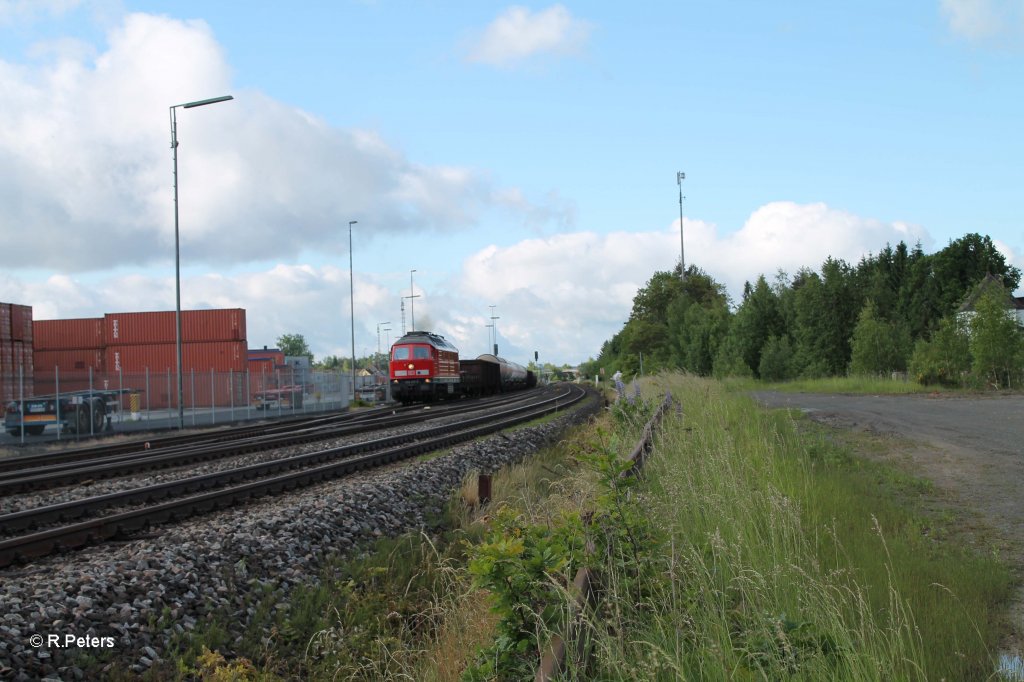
[55,366,61,442]
[88,367,95,436]
[17,365,24,445]
[190,369,196,427]
[210,367,215,425]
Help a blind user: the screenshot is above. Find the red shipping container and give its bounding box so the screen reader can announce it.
[10,304,32,342]
[34,349,105,374]
[105,341,247,409]
[33,318,105,351]
[1,339,33,402]
[104,309,246,346]
[105,341,246,374]
[0,304,10,341]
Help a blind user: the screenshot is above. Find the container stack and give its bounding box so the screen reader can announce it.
[103,309,247,375]
[34,318,106,375]
[32,309,248,408]
[1,303,34,403]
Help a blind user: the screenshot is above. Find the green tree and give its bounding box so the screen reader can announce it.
[712,332,753,379]
[758,335,796,382]
[728,275,784,376]
[629,270,683,322]
[908,318,970,386]
[969,286,1024,388]
[666,267,731,375]
[277,333,313,362]
[792,258,859,376]
[849,301,912,375]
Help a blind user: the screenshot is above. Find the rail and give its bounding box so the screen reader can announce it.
[535,390,676,681]
[0,385,592,567]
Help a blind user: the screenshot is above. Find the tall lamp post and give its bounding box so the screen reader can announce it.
[349,220,358,401]
[489,305,500,356]
[676,171,686,281]
[409,270,418,331]
[404,270,420,332]
[376,321,391,372]
[170,94,233,430]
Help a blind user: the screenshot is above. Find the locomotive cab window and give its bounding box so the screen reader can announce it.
[413,347,430,359]
[393,347,410,360]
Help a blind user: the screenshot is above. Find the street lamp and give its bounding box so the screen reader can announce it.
[409,270,417,331]
[376,321,391,371]
[170,94,233,430]
[349,220,357,402]
[677,171,686,281]
[489,305,500,356]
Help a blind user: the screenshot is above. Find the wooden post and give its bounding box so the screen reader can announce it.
[478,474,492,505]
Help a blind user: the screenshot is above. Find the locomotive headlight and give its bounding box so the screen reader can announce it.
[407,363,414,370]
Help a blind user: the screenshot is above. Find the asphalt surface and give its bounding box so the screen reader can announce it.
[751,391,1024,457]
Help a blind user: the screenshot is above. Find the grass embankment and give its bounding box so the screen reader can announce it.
[164,375,1010,680]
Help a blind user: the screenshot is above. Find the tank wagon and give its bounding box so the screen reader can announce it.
[389,331,535,404]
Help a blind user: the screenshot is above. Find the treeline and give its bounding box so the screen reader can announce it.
[581,233,1024,388]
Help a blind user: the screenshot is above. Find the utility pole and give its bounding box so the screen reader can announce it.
[489,305,500,356]
[677,171,686,281]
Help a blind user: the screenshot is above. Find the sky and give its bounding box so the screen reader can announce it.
[0,1,1022,367]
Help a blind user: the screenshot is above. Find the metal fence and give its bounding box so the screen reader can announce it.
[3,366,364,434]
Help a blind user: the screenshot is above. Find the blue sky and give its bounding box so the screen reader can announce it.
[0,1,1021,365]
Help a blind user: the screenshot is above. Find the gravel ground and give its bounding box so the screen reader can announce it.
[0,394,599,679]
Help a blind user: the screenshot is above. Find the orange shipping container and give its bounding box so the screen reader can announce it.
[104,309,246,346]
[105,341,247,410]
[10,304,32,343]
[105,340,247,374]
[1,339,34,402]
[34,348,106,374]
[0,304,10,341]
[33,318,105,351]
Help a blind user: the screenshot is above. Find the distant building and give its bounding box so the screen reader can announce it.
[956,274,1024,328]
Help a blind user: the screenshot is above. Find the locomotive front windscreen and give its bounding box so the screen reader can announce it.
[392,345,432,361]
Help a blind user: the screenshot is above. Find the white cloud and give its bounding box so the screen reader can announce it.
[940,0,1024,43]
[447,202,933,362]
[0,13,567,273]
[17,201,936,365]
[9,199,940,367]
[465,4,592,67]
[0,0,81,26]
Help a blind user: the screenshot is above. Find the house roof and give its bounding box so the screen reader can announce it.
[957,274,1024,312]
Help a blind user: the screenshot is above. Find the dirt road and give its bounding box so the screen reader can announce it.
[753,391,1024,661]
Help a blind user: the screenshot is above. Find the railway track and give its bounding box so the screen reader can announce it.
[0,390,542,493]
[0,384,589,567]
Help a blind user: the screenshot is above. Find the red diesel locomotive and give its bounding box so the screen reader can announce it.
[388,331,461,402]
[389,330,536,403]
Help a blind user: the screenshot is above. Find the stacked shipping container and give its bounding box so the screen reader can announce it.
[0,303,34,404]
[34,318,106,374]
[32,309,248,409]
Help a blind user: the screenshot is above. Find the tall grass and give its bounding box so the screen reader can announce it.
[166,376,1010,680]
[582,373,1010,680]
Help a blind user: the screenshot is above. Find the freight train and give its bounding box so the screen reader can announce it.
[388,331,536,403]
